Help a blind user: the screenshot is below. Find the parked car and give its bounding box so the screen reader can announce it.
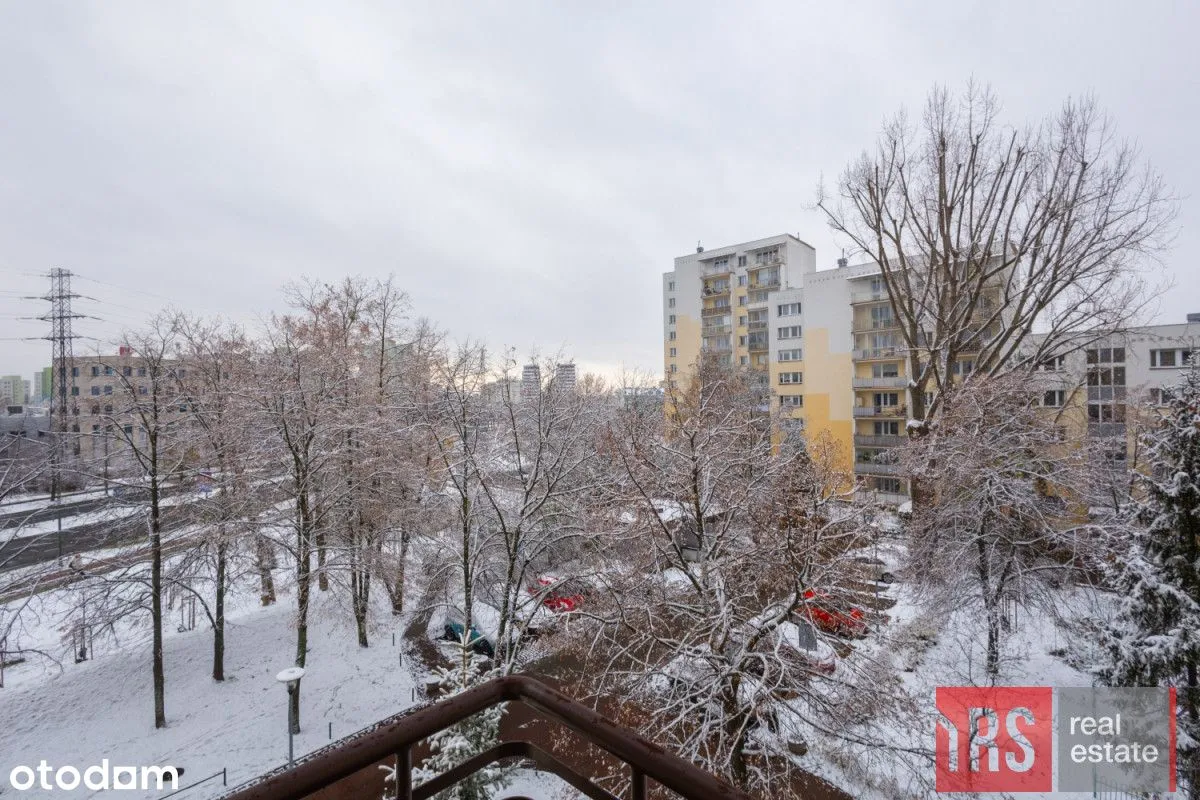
[800,588,868,637]
[527,575,585,613]
[440,607,498,658]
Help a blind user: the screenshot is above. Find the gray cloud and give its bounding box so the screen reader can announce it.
[2,0,1197,382]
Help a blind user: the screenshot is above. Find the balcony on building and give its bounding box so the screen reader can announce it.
[748,266,781,291]
[700,303,731,318]
[862,490,910,506]
[854,433,905,448]
[854,460,903,476]
[703,278,731,297]
[851,376,908,389]
[700,262,733,278]
[853,347,901,361]
[701,320,732,336]
[853,404,906,418]
[852,310,900,335]
[747,335,769,352]
[850,286,887,305]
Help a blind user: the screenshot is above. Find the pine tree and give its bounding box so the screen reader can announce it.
[382,653,509,800]
[1104,362,1200,795]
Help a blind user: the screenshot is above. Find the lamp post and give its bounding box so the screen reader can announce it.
[275,667,305,764]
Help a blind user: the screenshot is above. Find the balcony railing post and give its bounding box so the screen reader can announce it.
[631,767,646,800]
[396,745,412,800]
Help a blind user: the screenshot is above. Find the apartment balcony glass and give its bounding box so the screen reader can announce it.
[703,282,730,296]
[701,323,732,336]
[701,305,731,317]
[747,320,767,331]
[853,347,901,360]
[853,404,907,418]
[747,336,769,352]
[850,288,887,305]
[746,290,771,305]
[852,318,900,334]
[854,434,905,447]
[852,376,908,389]
[855,461,903,476]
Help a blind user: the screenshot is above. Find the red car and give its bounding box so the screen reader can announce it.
[528,575,584,613]
[801,588,868,637]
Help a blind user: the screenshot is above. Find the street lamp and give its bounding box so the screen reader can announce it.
[275,667,305,764]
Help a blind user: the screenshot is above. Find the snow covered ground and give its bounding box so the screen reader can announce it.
[0,560,588,800]
[1,575,428,799]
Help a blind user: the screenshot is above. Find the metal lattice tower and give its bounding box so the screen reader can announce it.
[38,268,84,498]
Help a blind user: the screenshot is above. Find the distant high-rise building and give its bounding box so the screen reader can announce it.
[0,375,26,405]
[556,362,577,393]
[521,363,542,398]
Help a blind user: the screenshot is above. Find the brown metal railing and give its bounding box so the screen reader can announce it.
[220,674,753,800]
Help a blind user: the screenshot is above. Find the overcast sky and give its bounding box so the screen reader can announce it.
[1,0,1197,385]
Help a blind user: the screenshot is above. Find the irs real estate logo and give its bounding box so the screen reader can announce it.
[935,686,1177,793]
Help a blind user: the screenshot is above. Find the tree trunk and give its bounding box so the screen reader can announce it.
[316,527,329,592]
[150,473,166,728]
[213,536,226,681]
[256,536,276,606]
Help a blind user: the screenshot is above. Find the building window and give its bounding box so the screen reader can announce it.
[103,366,113,376]
[874,421,900,436]
[669,347,677,357]
[739,356,748,365]
[713,257,729,270]
[780,395,803,407]
[90,404,99,415]
[1039,355,1065,371]
[123,366,132,377]
[738,335,747,346]
[668,314,676,325]
[778,326,802,339]
[738,315,747,326]
[779,372,803,385]
[138,385,148,395]
[90,366,99,377]
[90,386,100,396]
[953,359,974,376]
[737,255,747,267]
[137,367,146,377]
[669,332,676,341]
[670,364,677,373]
[778,349,803,362]
[71,386,79,396]
[103,385,113,396]
[1150,387,1173,405]
[755,248,779,265]
[668,281,675,291]
[71,366,79,377]
[1042,390,1066,407]
[738,296,747,306]
[873,362,900,378]
[872,477,902,494]
[1086,348,1126,364]
[777,302,801,317]
[668,298,675,308]
[1150,349,1193,368]
[123,424,133,436]
[875,392,900,407]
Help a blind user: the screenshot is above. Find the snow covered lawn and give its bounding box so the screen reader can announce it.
[1,584,425,799]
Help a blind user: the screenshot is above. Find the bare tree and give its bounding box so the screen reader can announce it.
[818,84,1176,431]
[96,313,189,728]
[574,358,874,795]
[899,374,1090,680]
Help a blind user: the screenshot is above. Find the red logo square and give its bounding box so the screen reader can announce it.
[936,686,1053,792]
